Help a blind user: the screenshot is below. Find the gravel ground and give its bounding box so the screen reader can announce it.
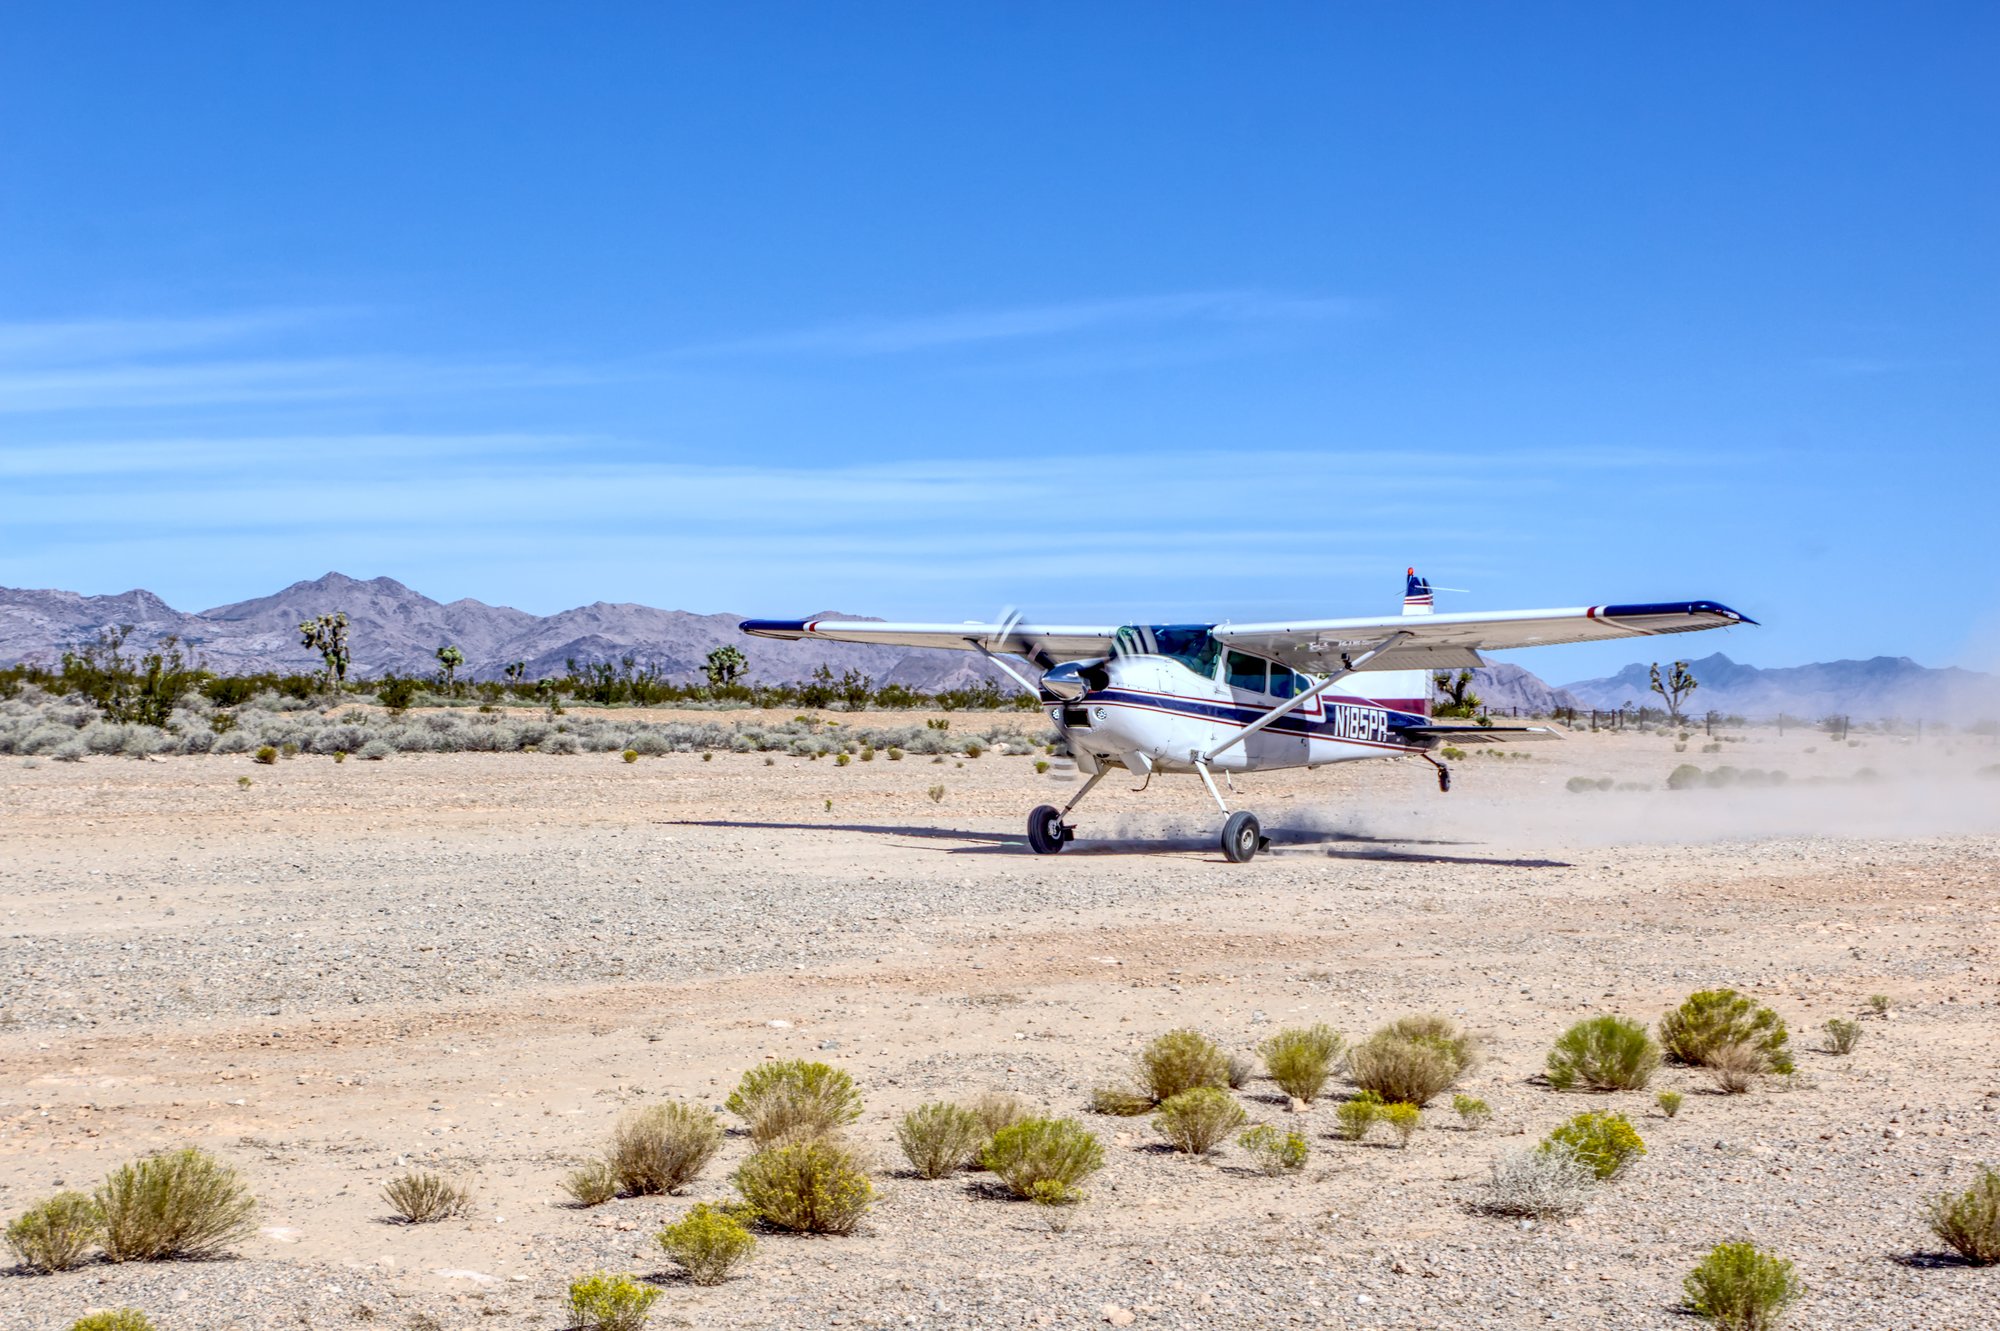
[3,722,1996,1330]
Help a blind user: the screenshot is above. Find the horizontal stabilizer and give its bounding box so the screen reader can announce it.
[1396,724,1566,744]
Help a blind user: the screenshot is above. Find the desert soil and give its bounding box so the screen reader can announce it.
[3,717,1997,1331]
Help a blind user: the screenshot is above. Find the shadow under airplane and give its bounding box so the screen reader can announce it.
[663,820,1572,869]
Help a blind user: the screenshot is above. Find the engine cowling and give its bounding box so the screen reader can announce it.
[1039,660,1107,702]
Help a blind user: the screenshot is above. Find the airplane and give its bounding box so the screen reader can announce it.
[742,571,1754,863]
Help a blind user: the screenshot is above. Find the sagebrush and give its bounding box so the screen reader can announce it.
[1347,1015,1481,1105]
[982,1118,1105,1198]
[656,1202,758,1285]
[1153,1087,1246,1156]
[1541,1111,1645,1180]
[5,1190,103,1272]
[1923,1164,2000,1265]
[733,1139,872,1235]
[96,1147,256,1261]
[1659,989,1793,1073]
[67,1314,155,1331]
[1479,1144,1595,1219]
[1546,1015,1660,1091]
[608,1102,723,1195]
[896,1102,986,1179]
[565,1270,660,1331]
[383,1171,474,1224]
[1682,1241,1801,1330]
[725,1061,863,1144]
[1259,1024,1344,1102]
[1238,1125,1309,1175]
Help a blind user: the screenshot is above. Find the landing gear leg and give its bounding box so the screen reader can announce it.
[1026,768,1106,854]
[1197,762,1267,863]
[1421,751,1451,793]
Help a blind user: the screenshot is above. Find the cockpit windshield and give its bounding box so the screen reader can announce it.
[1113,624,1221,677]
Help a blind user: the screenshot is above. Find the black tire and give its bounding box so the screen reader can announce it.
[1027,804,1067,854]
[1221,810,1261,863]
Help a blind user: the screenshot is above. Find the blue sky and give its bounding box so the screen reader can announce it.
[2,3,1995,680]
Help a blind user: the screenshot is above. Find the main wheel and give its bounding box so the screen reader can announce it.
[1027,804,1068,854]
[1221,810,1261,863]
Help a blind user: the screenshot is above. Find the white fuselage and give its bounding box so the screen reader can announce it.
[1049,651,1427,776]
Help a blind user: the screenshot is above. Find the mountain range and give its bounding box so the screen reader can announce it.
[2,575,1991,720]
[0,573,1006,691]
[1557,651,1996,723]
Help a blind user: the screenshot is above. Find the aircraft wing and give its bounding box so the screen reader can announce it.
[739,618,1120,665]
[1212,600,1754,673]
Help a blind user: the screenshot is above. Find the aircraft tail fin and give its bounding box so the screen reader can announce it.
[1370,568,1432,714]
[1403,567,1435,616]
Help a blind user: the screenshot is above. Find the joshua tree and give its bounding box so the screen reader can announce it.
[704,645,748,690]
[1649,660,1699,725]
[298,612,351,693]
[1432,668,1483,718]
[435,645,465,694]
[502,661,527,689]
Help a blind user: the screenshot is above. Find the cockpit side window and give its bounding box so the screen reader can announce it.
[1114,624,1221,678]
[1225,650,1268,693]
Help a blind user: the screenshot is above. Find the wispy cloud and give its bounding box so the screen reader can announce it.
[0,310,336,363]
[681,290,1367,358]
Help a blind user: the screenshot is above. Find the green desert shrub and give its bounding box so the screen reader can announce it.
[253,745,277,764]
[1923,1164,2000,1265]
[383,1171,475,1223]
[1153,1087,1246,1156]
[97,1147,256,1261]
[1541,1111,1645,1180]
[68,1313,155,1331]
[1093,1029,1230,1115]
[981,1118,1105,1198]
[1259,1024,1344,1103]
[1479,1144,1594,1218]
[1335,1090,1383,1142]
[5,1190,103,1272]
[1546,1015,1661,1091]
[725,1061,863,1144]
[621,748,639,763]
[1682,1242,1802,1329]
[1822,1018,1863,1055]
[1139,1029,1231,1103]
[733,1139,872,1235]
[1027,1178,1084,1229]
[565,1270,660,1331]
[896,1102,986,1179]
[1452,1094,1492,1129]
[1238,1125,1309,1175]
[1657,1090,1684,1119]
[966,1090,1029,1138]
[563,1161,619,1207]
[656,1202,758,1286]
[1382,1102,1421,1147]
[1659,989,1794,1073]
[1347,1015,1481,1105]
[607,1102,723,1196]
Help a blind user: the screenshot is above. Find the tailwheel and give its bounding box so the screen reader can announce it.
[1221,810,1263,863]
[1027,804,1069,855]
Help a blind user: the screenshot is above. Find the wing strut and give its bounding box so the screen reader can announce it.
[1201,631,1411,764]
[969,638,1044,697]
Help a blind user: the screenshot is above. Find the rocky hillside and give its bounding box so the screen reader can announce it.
[0,573,1008,689]
[1561,651,1996,722]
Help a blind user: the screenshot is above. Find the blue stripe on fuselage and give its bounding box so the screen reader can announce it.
[1081,688,1426,744]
